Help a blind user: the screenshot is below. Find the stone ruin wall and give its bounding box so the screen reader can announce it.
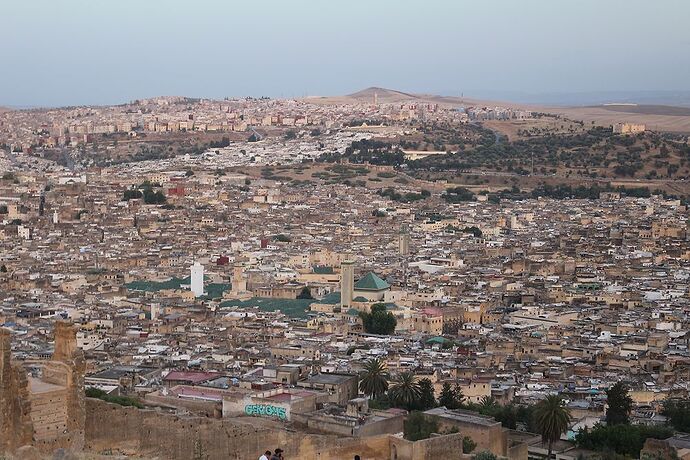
[0,328,33,452]
[84,398,391,460]
[0,322,85,455]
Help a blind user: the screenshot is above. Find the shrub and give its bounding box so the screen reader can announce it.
[86,387,144,408]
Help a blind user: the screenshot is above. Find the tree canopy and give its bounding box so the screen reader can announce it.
[662,398,690,432]
[359,303,396,335]
[388,371,422,411]
[533,395,571,459]
[575,423,672,458]
[358,358,389,399]
[404,411,439,441]
[606,382,633,426]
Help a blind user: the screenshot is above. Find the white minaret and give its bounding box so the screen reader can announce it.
[52,210,59,224]
[151,303,160,320]
[190,262,204,297]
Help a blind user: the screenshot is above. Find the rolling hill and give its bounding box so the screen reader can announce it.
[304,87,690,133]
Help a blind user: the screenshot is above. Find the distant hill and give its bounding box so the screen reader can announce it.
[306,86,495,107]
[303,87,690,133]
[597,104,690,117]
[347,87,420,103]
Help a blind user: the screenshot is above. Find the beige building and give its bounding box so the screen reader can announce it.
[613,122,645,134]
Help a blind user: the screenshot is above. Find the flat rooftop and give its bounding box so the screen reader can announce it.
[28,377,66,395]
[424,407,501,427]
[302,373,355,385]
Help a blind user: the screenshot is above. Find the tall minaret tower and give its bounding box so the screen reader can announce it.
[190,262,204,297]
[340,260,355,309]
[232,262,247,293]
[398,224,410,256]
[374,92,378,106]
[399,224,410,288]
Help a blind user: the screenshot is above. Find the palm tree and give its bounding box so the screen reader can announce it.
[533,395,571,459]
[359,358,389,399]
[478,395,498,412]
[389,371,422,410]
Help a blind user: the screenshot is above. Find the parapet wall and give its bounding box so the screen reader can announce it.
[390,432,469,460]
[84,398,391,460]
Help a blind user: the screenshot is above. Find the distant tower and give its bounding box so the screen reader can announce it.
[399,225,410,289]
[190,262,204,297]
[510,214,520,230]
[151,303,160,320]
[232,262,247,293]
[52,210,59,224]
[374,92,378,106]
[39,192,45,216]
[399,224,410,256]
[340,260,355,309]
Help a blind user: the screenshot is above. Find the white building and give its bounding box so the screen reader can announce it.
[190,262,204,297]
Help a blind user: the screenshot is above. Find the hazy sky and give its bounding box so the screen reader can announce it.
[2,0,689,107]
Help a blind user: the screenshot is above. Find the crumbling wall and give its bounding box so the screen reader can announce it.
[0,328,33,452]
[641,438,679,460]
[33,321,86,452]
[390,433,468,460]
[0,322,86,456]
[85,398,391,460]
[29,385,69,443]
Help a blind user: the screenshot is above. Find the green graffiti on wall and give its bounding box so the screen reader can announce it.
[244,404,287,420]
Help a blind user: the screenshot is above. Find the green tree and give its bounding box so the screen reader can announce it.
[143,188,166,204]
[296,286,314,299]
[478,396,499,413]
[606,382,633,426]
[662,398,690,432]
[473,451,498,460]
[442,186,476,203]
[372,209,387,218]
[418,378,437,410]
[575,424,672,458]
[439,382,460,409]
[359,358,389,399]
[403,411,439,441]
[534,395,571,459]
[454,385,466,407]
[85,387,143,408]
[123,189,143,201]
[359,303,396,335]
[517,404,538,433]
[463,436,477,454]
[388,371,422,410]
[494,404,518,430]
